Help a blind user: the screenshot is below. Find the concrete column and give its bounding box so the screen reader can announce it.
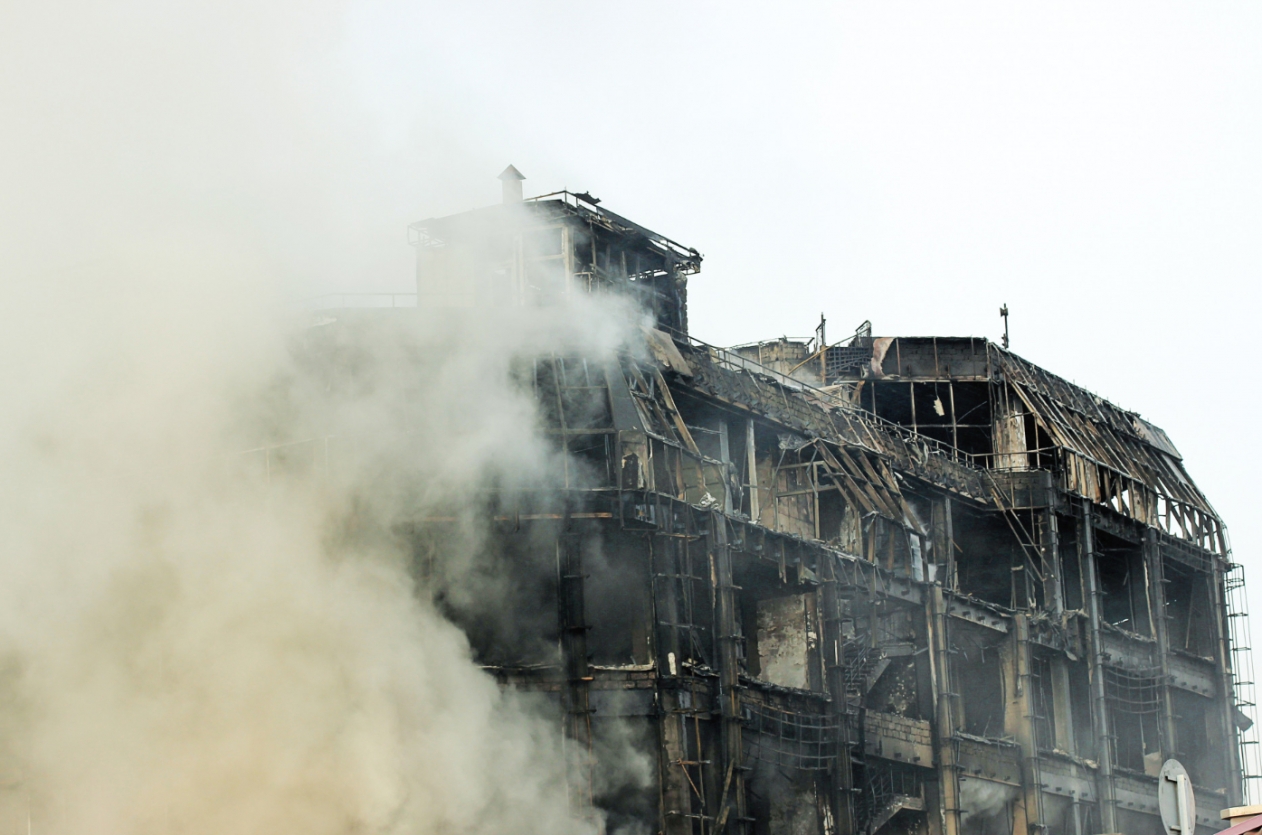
[1044,506,1064,615]
[746,419,759,523]
[711,513,749,835]
[1144,529,1178,758]
[660,689,696,835]
[1081,501,1118,832]
[656,521,698,835]
[558,534,593,812]
[718,418,733,515]
[932,496,956,592]
[928,585,961,835]
[821,558,857,835]
[1009,613,1045,832]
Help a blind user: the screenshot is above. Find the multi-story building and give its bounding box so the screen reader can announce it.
[340,176,1259,835]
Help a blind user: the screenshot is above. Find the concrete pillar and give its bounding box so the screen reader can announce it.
[660,688,696,835]
[558,534,593,812]
[711,513,749,835]
[1081,501,1118,832]
[1144,529,1178,759]
[1044,506,1064,615]
[821,558,857,835]
[746,419,760,523]
[1009,614,1045,832]
[928,585,961,835]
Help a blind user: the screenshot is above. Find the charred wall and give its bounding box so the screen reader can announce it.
[390,193,1251,835]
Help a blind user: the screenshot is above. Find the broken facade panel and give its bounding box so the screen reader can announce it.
[325,186,1256,835]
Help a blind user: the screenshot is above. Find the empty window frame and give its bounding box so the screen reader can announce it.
[1095,531,1152,636]
[1164,559,1217,659]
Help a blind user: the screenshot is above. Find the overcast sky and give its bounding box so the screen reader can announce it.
[340,2,1262,631]
[5,3,1262,655]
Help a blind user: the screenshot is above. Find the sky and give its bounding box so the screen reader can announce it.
[335,2,1262,640]
[5,2,1261,673]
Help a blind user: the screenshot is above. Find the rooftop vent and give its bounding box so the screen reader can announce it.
[498,164,525,204]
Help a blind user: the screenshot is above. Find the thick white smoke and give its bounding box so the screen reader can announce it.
[958,777,1018,834]
[0,251,651,835]
[0,3,651,834]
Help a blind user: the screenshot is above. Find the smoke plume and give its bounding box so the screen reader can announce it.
[0,3,650,834]
[958,777,1018,834]
[0,245,652,835]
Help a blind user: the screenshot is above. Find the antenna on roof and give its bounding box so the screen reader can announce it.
[1000,304,1010,349]
[498,165,525,204]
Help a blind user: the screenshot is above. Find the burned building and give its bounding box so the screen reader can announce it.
[318,179,1259,835]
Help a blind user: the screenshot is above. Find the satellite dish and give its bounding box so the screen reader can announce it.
[1159,759,1197,835]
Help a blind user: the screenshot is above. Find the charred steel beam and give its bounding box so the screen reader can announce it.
[1081,500,1118,832]
[710,513,749,835]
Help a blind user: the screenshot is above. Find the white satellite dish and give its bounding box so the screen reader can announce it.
[1159,759,1197,835]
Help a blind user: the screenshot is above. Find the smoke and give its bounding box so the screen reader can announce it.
[958,777,1018,833]
[0,3,651,834]
[0,233,655,835]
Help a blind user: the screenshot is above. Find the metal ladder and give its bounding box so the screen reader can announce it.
[1225,561,1262,802]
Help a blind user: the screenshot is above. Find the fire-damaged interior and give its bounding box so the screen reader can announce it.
[312,188,1257,835]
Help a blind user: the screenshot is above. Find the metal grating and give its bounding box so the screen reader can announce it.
[742,702,838,771]
[1103,665,1165,714]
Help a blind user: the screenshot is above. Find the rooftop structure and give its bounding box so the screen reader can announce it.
[321,175,1258,835]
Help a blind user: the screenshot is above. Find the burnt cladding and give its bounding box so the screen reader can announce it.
[388,178,1256,835]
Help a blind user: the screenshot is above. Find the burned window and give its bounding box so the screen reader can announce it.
[659,690,715,835]
[1059,515,1085,611]
[1095,531,1152,636]
[532,355,617,488]
[1042,795,1099,835]
[1164,559,1216,659]
[734,555,824,692]
[1173,688,1227,789]
[652,534,715,674]
[743,700,837,773]
[867,517,920,579]
[589,688,659,835]
[950,382,996,459]
[1104,665,1163,775]
[866,605,925,719]
[745,755,825,835]
[754,594,815,689]
[1031,653,1056,751]
[860,379,994,460]
[743,698,834,835]
[952,505,1020,607]
[958,777,1018,835]
[588,533,653,667]
[421,523,560,667]
[867,655,923,720]
[951,624,1007,738]
[1067,661,1095,761]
